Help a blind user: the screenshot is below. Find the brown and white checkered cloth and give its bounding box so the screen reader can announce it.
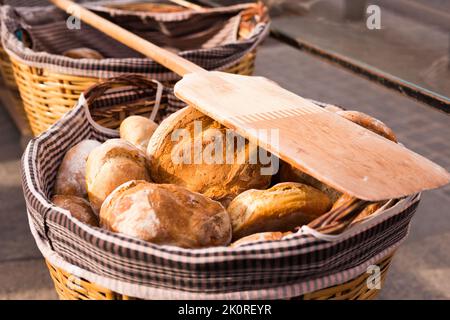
[21,80,420,299]
[1,1,269,82]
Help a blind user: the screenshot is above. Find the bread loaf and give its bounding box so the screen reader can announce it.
[100,180,232,248]
[230,231,291,247]
[336,110,397,142]
[147,107,272,204]
[228,182,331,240]
[63,48,104,59]
[120,116,158,152]
[279,162,342,203]
[86,139,151,212]
[54,139,101,198]
[52,195,98,227]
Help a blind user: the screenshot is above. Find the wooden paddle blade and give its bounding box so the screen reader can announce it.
[174,71,450,201]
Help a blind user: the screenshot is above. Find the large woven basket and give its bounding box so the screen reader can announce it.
[22,75,421,300]
[2,1,269,136]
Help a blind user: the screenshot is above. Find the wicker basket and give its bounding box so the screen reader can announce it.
[21,75,420,300]
[46,252,394,300]
[0,44,16,88]
[3,2,268,136]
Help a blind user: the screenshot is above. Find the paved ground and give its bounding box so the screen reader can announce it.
[0,34,449,300]
[255,39,450,299]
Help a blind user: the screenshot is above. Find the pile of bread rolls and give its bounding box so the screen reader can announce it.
[52,106,397,249]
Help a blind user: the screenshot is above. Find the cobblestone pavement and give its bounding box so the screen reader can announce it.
[0,37,449,299]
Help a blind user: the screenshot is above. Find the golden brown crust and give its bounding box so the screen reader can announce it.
[54,140,101,198]
[100,180,232,248]
[147,106,271,202]
[86,139,151,212]
[279,162,342,203]
[336,110,398,142]
[230,231,291,247]
[63,48,104,59]
[52,195,98,227]
[228,182,331,240]
[119,116,158,152]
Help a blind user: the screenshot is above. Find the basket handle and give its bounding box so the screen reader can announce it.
[84,74,159,104]
[84,74,163,121]
[307,198,370,235]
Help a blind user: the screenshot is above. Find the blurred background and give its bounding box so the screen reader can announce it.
[0,0,449,299]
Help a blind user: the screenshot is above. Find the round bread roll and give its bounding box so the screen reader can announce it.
[279,161,342,203]
[52,195,98,227]
[54,139,101,198]
[86,139,151,212]
[336,110,397,142]
[63,48,104,59]
[147,107,272,203]
[120,116,158,152]
[230,231,291,248]
[100,180,232,248]
[228,182,331,240]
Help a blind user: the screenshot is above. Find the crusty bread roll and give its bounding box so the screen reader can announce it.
[147,107,272,203]
[230,231,291,247]
[52,195,98,227]
[86,139,151,212]
[63,48,104,59]
[119,116,158,152]
[100,180,232,248]
[336,110,397,142]
[279,161,342,203]
[54,139,101,198]
[228,182,331,240]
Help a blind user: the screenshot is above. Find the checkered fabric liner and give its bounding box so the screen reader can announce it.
[1,1,269,81]
[21,79,421,299]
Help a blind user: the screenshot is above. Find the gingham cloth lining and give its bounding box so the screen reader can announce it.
[21,82,421,299]
[28,210,407,300]
[1,3,269,81]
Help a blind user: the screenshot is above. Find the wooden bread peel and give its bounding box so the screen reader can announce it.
[50,0,450,201]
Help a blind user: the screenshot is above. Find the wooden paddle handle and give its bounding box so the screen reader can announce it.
[50,0,206,76]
